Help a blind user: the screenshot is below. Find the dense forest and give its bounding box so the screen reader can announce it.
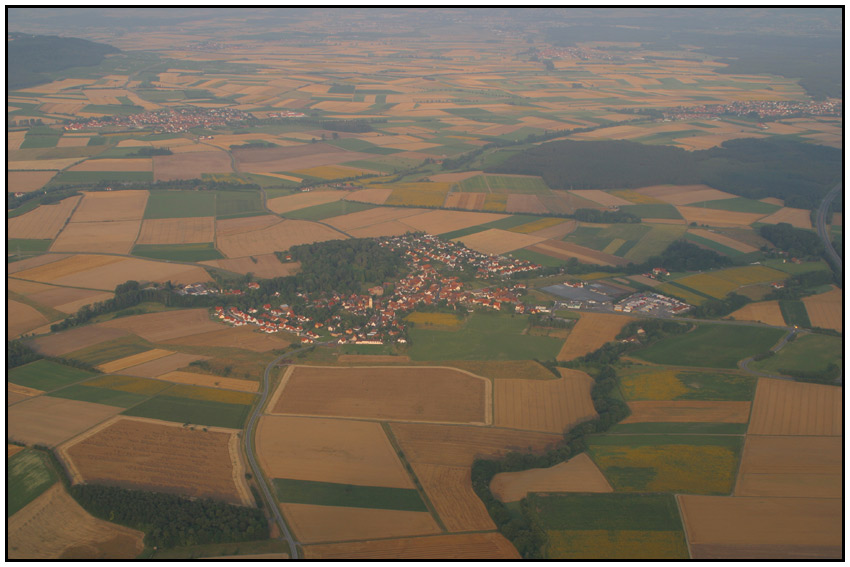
[487,138,841,210]
[759,223,824,258]
[7,33,120,90]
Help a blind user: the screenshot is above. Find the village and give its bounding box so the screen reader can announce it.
[657,99,841,121]
[64,105,254,133]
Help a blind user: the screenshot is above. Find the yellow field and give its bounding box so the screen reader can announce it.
[384,182,453,208]
[728,301,786,326]
[508,217,565,234]
[618,367,690,401]
[406,312,464,329]
[96,349,173,374]
[712,266,787,286]
[165,384,256,405]
[547,530,689,559]
[655,283,707,306]
[673,273,739,299]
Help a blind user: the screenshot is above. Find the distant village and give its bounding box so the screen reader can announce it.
[657,99,841,121]
[64,106,255,133]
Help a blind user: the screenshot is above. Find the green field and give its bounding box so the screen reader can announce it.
[566,224,652,256]
[778,300,812,327]
[215,190,266,218]
[632,325,785,368]
[7,449,58,517]
[8,360,97,391]
[282,200,375,221]
[21,132,61,149]
[47,384,149,408]
[751,333,842,375]
[762,258,831,275]
[83,374,174,396]
[121,395,252,428]
[617,365,758,401]
[622,224,687,262]
[687,197,781,214]
[65,335,152,367]
[607,422,749,434]
[684,232,744,257]
[144,191,217,218]
[132,243,224,262]
[51,171,153,184]
[8,239,53,254]
[272,478,427,512]
[509,247,570,267]
[534,492,683,531]
[619,204,683,220]
[457,174,549,194]
[586,434,743,494]
[408,311,562,361]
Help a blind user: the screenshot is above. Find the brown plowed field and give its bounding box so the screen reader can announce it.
[444,192,486,210]
[490,453,612,502]
[267,191,345,214]
[622,401,752,423]
[747,378,841,436]
[256,415,413,488]
[557,312,629,361]
[676,206,767,227]
[569,190,633,207]
[201,254,300,279]
[136,217,215,244]
[689,228,758,253]
[494,368,596,433]
[68,159,152,172]
[215,214,281,237]
[7,397,122,447]
[506,194,549,214]
[526,239,628,267]
[8,391,33,405]
[758,207,813,229]
[8,196,81,240]
[8,300,49,339]
[8,171,59,193]
[164,324,292,352]
[411,463,495,531]
[7,485,145,560]
[61,417,251,506]
[96,348,173,373]
[69,190,148,222]
[402,210,507,234]
[157,371,258,392]
[119,353,207,378]
[51,220,141,254]
[801,286,842,332]
[281,503,440,544]
[271,366,488,424]
[304,532,520,559]
[390,423,561,467]
[453,228,545,255]
[343,188,393,205]
[99,309,222,342]
[678,495,842,559]
[734,435,841,498]
[28,326,130,357]
[9,383,44,398]
[9,280,113,315]
[728,301,785,326]
[153,151,233,181]
[216,219,347,258]
[324,207,422,232]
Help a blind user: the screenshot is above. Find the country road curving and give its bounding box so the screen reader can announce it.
[816,182,842,271]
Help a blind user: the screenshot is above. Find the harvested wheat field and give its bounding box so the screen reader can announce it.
[757,207,813,229]
[801,286,842,332]
[747,378,841,436]
[157,371,258,393]
[10,254,123,284]
[9,280,113,315]
[494,368,596,433]
[344,187,393,205]
[678,495,842,559]
[7,396,123,447]
[119,353,207,378]
[8,130,27,150]
[391,423,561,468]
[8,158,86,171]
[8,196,81,240]
[7,484,145,560]
[689,228,758,253]
[8,171,58,193]
[569,190,633,207]
[7,253,72,275]
[728,301,786,326]
[281,503,440,545]
[622,401,752,423]
[324,206,422,232]
[202,254,300,279]
[346,220,418,238]
[411,463,495,531]
[504,194,548,214]
[68,159,152,172]
[215,214,281,237]
[257,415,413,488]
[734,435,841,499]
[51,220,141,254]
[557,312,629,361]
[304,532,520,559]
[525,240,628,267]
[99,309,221,342]
[136,217,215,244]
[676,206,767,227]
[69,191,149,222]
[402,209,507,234]
[216,219,347,258]
[266,191,345,214]
[96,348,173,373]
[8,300,49,339]
[28,326,130,357]
[444,192,486,210]
[60,417,251,506]
[27,256,209,291]
[271,366,489,424]
[153,151,233,181]
[490,453,612,503]
[164,324,291,353]
[453,228,545,255]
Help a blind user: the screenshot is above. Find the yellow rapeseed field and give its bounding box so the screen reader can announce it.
[165,384,257,405]
[546,530,689,559]
[384,182,453,208]
[618,368,689,401]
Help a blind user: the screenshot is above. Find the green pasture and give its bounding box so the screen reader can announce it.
[132,243,223,262]
[121,396,252,429]
[51,171,153,184]
[751,333,842,375]
[215,190,266,218]
[273,478,427,512]
[47,384,149,408]
[534,492,683,532]
[617,365,758,402]
[144,190,215,218]
[283,200,375,221]
[7,450,58,517]
[618,204,682,220]
[8,360,96,392]
[65,335,152,367]
[779,300,811,327]
[607,422,748,435]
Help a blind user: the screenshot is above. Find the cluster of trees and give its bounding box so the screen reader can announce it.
[646,241,730,273]
[71,484,268,549]
[779,363,841,385]
[764,269,834,301]
[6,339,96,372]
[690,292,751,319]
[759,223,824,258]
[229,141,277,150]
[486,138,841,210]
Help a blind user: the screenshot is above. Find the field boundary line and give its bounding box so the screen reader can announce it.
[47,192,85,253]
[228,431,255,507]
[674,493,694,559]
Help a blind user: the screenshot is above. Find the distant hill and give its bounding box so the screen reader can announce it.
[7,33,120,91]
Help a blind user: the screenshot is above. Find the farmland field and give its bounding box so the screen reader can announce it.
[274,478,426,511]
[617,366,757,401]
[747,378,842,436]
[801,286,842,332]
[215,218,347,257]
[8,196,81,240]
[8,360,97,392]
[406,311,464,330]
[621,401,751,424]
[728,300,786,326]
[65,335,152,367]
[410,462,495,531]
[750,333,841,375]
[82,374,173,396]
[632,325,786,368]
[280,503,440,544]
[282,199,375,221]
[143,191,217,218]
[557,312,628,361]
[135,217,215,244]
[121,396,252,429]
[494,368,596,433]
[490,453,612,503]
[7,449,58,517]
[215,190,265,218]
[778,300,811,327]
[48,385,149,408]
[304,532,520,559]
[132,243,223,262]
[7,396,124,447]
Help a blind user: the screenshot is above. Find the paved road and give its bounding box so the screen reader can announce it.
[816,182,842,271]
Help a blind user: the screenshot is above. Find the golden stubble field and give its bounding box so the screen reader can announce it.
[8,195,81,240]
[215,219,348,258]
[747,378,842,436]
[557,312,629,361]
[489,453,612,503]
[801,286,842,332]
